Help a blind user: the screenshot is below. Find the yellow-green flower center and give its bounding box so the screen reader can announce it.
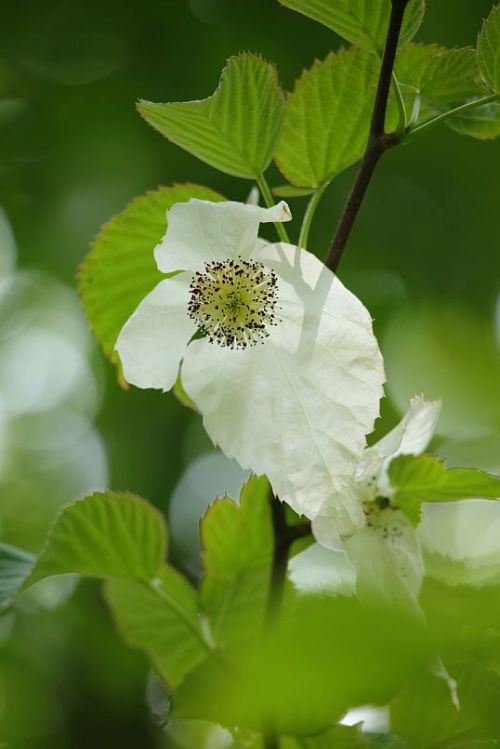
[187,258,279,349]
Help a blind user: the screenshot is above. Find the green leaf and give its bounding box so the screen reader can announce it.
[0,543,35,608]
[446,99,500,140]
[79,184,224,365]
[276,48,396,188]
[19,491,212,689]
[478,4,500,93]
[391,671,461,748]
[390,455,500,525]
[272,184,316,198]
[106,565,209,688]
[173,596,430,735]
[395,44,483,124]
[24,492,166,587]
[282,731,407,748]
[200,476,272,646]
[137,53,285,179]
[423,546,500,589]
[391,661,500,748]
[173,374,200,413]
[277,0,425,54]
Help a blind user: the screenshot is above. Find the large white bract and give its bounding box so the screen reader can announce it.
[291,396,442,604]
[116,199,385,535]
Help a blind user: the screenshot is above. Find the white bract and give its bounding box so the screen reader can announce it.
[116,199,385,535]
[291,396,442,603]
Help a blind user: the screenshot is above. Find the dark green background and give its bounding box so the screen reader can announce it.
[0,1,499,746]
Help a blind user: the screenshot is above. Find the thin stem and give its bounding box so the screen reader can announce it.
[265,493,291,628]
[298,184,328,250]
[391,72,407,135]
[404,92,500,143]
[326,0,410,273]
[262,491,311,749]
[257,173,291,244]
[263,733,280,749]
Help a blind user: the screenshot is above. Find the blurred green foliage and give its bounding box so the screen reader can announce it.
[0,0,499,746]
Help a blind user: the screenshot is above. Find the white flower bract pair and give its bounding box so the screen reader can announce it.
[116,198,385,536]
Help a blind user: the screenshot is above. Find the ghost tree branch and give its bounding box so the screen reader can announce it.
[326,0,410,273]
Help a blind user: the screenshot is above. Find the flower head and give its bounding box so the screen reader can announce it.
[116,199,385,534]
[291,396,441,604]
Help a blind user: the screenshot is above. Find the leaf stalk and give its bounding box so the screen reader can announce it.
[257,173,291,244]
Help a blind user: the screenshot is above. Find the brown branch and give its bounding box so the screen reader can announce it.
[326,0,410,273]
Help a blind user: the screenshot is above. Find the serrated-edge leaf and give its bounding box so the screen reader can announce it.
[200,475,272,646]
[79,184,224,364]
[105,564,209,688]
[390,455,500,525]
[478,3,500,92]
[276,47,393,188]
[395,44,484,124]
[278,0,425,54]
[137,53,285,178]
[446,98,500,140]
[23,491,167,588]
[0,543,35,609]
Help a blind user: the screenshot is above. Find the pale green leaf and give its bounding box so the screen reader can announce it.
[21,492,211,688]
[173,374,200,413]
[278,0,425,54]
[390,455,500,525]
[272,184,316,198]
[0,543,35,608]
[392,664,500,747]
[79,184,224,365]
[276,47,396,188]
[172,595,430,734]
[137,53,285,179]
[282,724,402,747]
[395,44,483,124]
[446,99,500,140]
[24,492,166,587]
[478,3,500,92]
[106,565,209,688]
[422,546,500,589]
[391,671,461,748]
[200,476,272,646]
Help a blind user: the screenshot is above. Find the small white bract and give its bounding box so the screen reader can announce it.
[115,199,385,535]
[291,396,442,604]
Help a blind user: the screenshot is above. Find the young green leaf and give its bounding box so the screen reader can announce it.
[390,454,500,525]
[281,725,399,747]
[392,664,500,747]
[79,184,223,365]
[277,0,425,54]
[106,565,209,688]
[24,492,166,587]
[446,99,500,140]
[391,671,462,748]
[395,44,483,124]
[137,54,285,179]
[275,48,397,188]
[478,4,500,92]
[200,476,272,646]
[17,491,211,688]
[272,184,316,198]
[0,543,35,608]
[172,595,430,735]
